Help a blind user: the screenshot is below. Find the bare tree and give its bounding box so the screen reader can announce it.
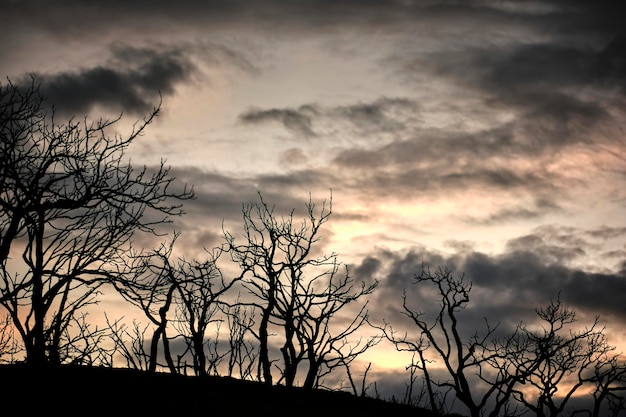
[55,312,115,366]
[105,315,152,371]
[292,260,378,390]
[225,299,259,380]
[224,192,377,388]
[118,235,241,376]
[384,336,447,413]
[171,248,241,376]
[380,266,522,417]
[0,314,21,363]
[589,355,626,417]
[0,79,193,367]
[383,265,626,417]
[115,239,185,373]
[343,361,374,398]
[510,297,625,417]
[224,192,330,385]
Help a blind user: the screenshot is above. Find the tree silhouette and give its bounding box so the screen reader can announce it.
[171,245,241,376]
[115,239,182,373]
[0,314,19,362]
[382,265,626,417]
[0,78,193,366]
[105,315,152,371]
[509,297,625,417]
[116,234,242,376]
[589,354,626,417]
[224,298,258,380]
[380,266,516,417]
[224,192,377,388]
[290,258,378,390]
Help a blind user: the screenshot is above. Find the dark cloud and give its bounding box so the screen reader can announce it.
[516,224,626,263]
[459,198,562,226]
[584,225,626,240]
[327,104,607,203]
[278,148,308,167]
[254,170,340,202]
[394,45,618,141]
[330,158,569,204]
[476,41,623,138]
[3,0,626,82]
[0,1,490,38]
[333,124,563,170]
[540,1,626,41]
[239,105,319,138]
[196,94,591,206]
[4,1,624,37]
[480,35,625,99]
[158,165,340,260]
[12,39,258,118]
[592,33,626,89]
[22,44,196,117]
[464,249,626,320]
[330,97,420,133]
[383,19,626,163]
[442,168,554,190]
[167,165,338,229]
[352,256,383,283]
[238,97,419,139]
[167,167,262,222]
[485,44,596,89]
[358,225,626,341]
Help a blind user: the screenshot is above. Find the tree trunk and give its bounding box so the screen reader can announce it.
[419,348,438,413]
[303,342,318,390]
[193,331,207,376]
[281,313,298,387]
[303,361,318,389]
[149,326,163,372]
[28,211,48,367]
[258,306,273,385]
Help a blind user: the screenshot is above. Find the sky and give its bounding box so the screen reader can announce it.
[3,0,626,406]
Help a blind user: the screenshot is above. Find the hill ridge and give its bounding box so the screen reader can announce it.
[1,364,442,416]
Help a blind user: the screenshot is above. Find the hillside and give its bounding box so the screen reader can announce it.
[1,364,442,416]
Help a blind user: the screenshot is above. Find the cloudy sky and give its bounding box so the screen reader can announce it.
[3,0,626,401]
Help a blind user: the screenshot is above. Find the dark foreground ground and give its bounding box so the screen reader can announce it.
[0,364,442,416]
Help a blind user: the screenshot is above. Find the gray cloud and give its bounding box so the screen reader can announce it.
[357,224,626,343]
[330,97,420,133]
[278,148,308,167]
[237,97,535,205]
[584,225,626,240]
[0,1,495,39]
[459,198,562,226]
[154,165,340,260]
[13,39,259,118]
[592,33,626,90]
[21,44,196,117]
[333,121,575,168]
[478,41,623,133]
[167,165,338,230]
[4,1,625,37]
[352,256,383,283]
[238,97,419,139]
[330,157,570,204]
[378,12,626,175]
[239,105,319,138]
[398,55,609,139]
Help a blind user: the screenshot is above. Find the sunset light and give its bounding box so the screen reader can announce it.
[2,1,626,416]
